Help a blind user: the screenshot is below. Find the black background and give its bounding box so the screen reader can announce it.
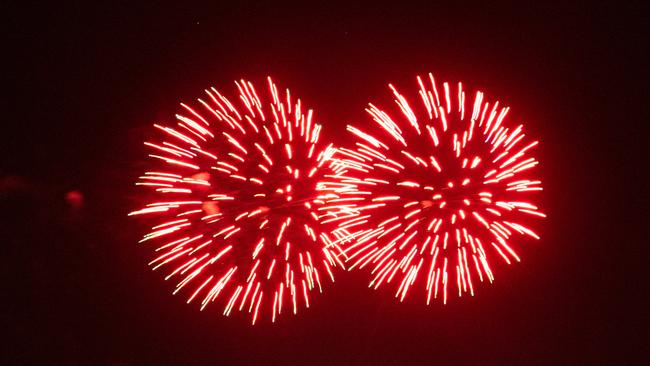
[3,1,645,365]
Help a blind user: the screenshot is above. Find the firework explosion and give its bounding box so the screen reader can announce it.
[129,78,349,323]
[325,74,545,304]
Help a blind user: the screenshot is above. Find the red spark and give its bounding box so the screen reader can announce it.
[324,74,545,304]
[130,78,349,323]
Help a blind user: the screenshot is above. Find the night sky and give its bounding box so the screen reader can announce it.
[3,2,645,365]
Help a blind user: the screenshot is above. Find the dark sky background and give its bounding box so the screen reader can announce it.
[3,2,645,365]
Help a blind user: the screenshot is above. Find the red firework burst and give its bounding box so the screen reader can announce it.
[129,78,348,324]
[325,74,545,304]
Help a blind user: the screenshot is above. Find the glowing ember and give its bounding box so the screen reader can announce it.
[324,74,545,304]
[130,78,350,323]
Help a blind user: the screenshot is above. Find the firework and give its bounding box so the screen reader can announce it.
[325,74,545,304]
[129,78,349,323]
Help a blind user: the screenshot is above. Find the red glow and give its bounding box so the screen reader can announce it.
[130,78,350,323]
[322,74,545,304]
